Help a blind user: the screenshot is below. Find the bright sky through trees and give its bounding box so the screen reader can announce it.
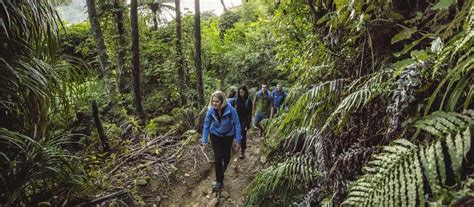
[57,0,242,24]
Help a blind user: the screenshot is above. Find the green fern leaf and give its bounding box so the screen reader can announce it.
[243,155,322,205]
[343,116,472,206]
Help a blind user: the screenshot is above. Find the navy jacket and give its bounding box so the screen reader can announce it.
[202,103,242,144]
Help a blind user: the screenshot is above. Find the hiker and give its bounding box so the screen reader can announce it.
[272,83,287,114]
[202,91,242,192]
[234,85,252,159]
[253,83,274,137]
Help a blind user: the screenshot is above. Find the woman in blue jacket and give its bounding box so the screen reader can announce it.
[202,91,242,192]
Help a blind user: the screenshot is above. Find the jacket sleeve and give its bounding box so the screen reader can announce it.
[202,110,212,144]
[231,108,242,144]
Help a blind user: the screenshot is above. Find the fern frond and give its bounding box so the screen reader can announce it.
[275,79,347,140]
[283,127,309,152]
[426,5,473,114]
[321,70,393,132]
[283,85,306,106]
[321,87,374,132]
[343,112,472,206]
[415,111,473,137]
[243,155,323,206]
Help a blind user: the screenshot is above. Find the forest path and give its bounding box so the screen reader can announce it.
[162,130,264,206]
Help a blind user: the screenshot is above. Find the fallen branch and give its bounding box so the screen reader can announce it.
[108,129,176,176]
[199,145,210,163]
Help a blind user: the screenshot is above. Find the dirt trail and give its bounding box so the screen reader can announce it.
[162,130,264,206]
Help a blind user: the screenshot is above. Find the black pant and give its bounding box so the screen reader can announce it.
[240,121,247,153]
[210,134,234,183]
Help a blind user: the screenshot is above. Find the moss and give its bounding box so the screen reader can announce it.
[181,129,199,145]
[144,115,175,136]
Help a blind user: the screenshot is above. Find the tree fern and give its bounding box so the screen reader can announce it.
[268,79,347,143]
[448,177,474,206]
[343,112,473,206]
[321,70,393,133]
[425,3,473,114]
[251,0,474,206]
[415,111,473,137]
[263,78,348,160]
[243,155,322,206]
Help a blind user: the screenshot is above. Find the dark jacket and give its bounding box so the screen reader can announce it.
[234,96,252,129]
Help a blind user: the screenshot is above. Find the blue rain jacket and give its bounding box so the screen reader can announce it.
[272,89,287,109]
[202,104,242,144]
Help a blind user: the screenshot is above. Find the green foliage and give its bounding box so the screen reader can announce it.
[218,11,241,33]
[243,155,322,206]
[425,6,474,113]
[0,1,98,204]
[0,128,84,205]
[144,115,175,136]
[433,0,456,10]
[4,0,471,205]
[0,0,61,133]
[248,0,474,206]
[59,22,96,62]
[201,10,278,89]
[343,112,473,206]
[415,111,473,137]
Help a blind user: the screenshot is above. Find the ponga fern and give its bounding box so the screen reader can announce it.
[425,2,474,114]
[265,79,347,153]
[343,139,424,206]
[243,155,322,206]
[415,111,473,137]
[343,112,473,206]
[276,78,347,135]
[321,70,393,133]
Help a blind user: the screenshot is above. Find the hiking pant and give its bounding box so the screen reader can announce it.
[210,134,234,184]
[254,112,269,126]
[240,121,247,153]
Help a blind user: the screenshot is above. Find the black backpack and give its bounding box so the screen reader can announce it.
[234,96,251,109]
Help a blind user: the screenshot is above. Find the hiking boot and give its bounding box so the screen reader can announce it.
[239,151,245,159]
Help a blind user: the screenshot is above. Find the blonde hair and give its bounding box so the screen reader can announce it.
[208,91,227,110]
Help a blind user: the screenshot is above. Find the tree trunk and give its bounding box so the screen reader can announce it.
[175,0,187,105]
[131,0,146,125]
[91,100,110,152]
[87,0,125,124]
[114,0,127,93]
[86,0,109,78]
[220,0,228,12]
[151,6,158,31]
[194,0,204,108]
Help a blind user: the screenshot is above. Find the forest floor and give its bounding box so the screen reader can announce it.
[161,129,264,206]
